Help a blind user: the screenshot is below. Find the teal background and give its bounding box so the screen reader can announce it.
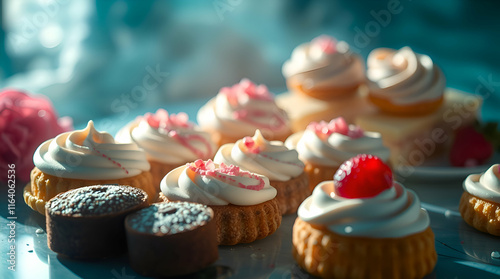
[1,0,499,126]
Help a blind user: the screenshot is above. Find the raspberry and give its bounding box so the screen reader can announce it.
[333,154,393,198]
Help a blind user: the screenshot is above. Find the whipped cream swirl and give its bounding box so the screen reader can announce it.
[197,79,291,139]
[463,164,500,203]
[161,159,277,206]
[214,130,305,181]
[282,35,365,90]
[116,109,215,164]
[285,118,389,167]
[367,47,446,104]
[34,121,150,179]
[298,181,430,237]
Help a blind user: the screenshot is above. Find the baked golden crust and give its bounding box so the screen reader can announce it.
[271,171,310,215]
[149,160,182,187]
[368,92,444,117]
[303,162,339,192]
[292,217,437,279]
[287,77,361,100]
[459,191,500,236]
[24,167,158,215]
[211,197,281,245]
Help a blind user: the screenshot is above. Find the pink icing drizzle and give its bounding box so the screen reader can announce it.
[232,109,286,130]
[312,35,337,54]
[307,117,364,139]
[188,159,265,191]
[144,109,212,158]
[220,79,287,131]
[92,147,129,175]
[168,131,213,159]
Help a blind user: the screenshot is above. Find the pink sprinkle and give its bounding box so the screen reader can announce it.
[243,137,254,148]
[243,136,260,154]
[187,159,265,191]
[307,117,364,139]
[220,79,273,104]
[145,109,193,130]
[312,35,337,54]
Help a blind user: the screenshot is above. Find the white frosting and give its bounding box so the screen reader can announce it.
[298,181,430,238]
[214,130,305,181]
[282,38,365,89]
[161,161,277,206]
[115,118,215,164]
[285,129,390,167]
[197,80,291,139]
[367,47,446,104]
[463,164,500,203]
[34,121,150,179]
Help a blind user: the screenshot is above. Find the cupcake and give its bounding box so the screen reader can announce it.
[285,117,389,191]
[125,202,218,277]
[282,35,365,100]
[46,185,148,259]
[197,78,292,146]
[116,109,216,186]
[161,159,281,245]
[366,47,445,116]
[214,129,309,215]
[24,121,157,214]
[356,47,481,167]
[293,154,437,278]
[460,164,500,236]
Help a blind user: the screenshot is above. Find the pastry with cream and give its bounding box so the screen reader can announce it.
[460,164,500,236]
[356,47,482,166]
[197,78,292,146]
[214,130,309,214]
[24,121,157,214]
[277,35,374,132]
[116,109,216,186]
[285,117,389,191]
[160,159,281,245]
[293,154,437,278]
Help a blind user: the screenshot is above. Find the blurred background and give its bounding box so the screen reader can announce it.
[1,0,499,130]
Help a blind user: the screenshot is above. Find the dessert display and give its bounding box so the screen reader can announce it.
[24,120,157,214]
[197,78,292,146]
[45,185,148,259]
[356,47,482,166]
[125,202,218,277]
[9,35,499,278]
[460,164,500,236]
[214,129,309,214]
[277,35,375,131]
[293,154,437,278]
[285,117,390,191]
[116,109,216,186]
[161,159,281,245]
[0,89,73,183]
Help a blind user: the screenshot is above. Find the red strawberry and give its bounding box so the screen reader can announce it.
[333,154,393,199]
[449,125,494,167]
